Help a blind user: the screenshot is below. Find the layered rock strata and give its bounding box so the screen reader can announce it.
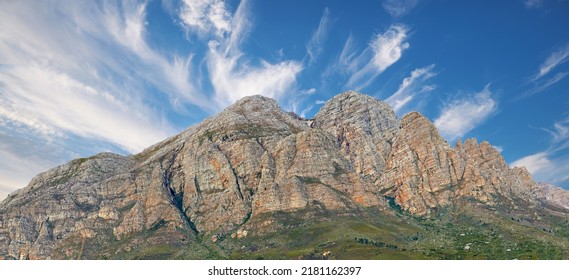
[0,91,553,259]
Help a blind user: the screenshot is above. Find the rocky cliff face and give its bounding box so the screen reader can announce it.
[534,182,569,211]
[378,112,537,215]
[0,91,564,259]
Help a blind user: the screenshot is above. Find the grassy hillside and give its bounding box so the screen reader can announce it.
[74,203,569,260]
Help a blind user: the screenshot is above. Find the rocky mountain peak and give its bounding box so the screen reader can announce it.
[399,111,447,145]
[226,94,281,113]
[314,90,398,130]
[0,91,566,260]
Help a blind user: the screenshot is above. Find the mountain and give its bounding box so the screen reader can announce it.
[1,91,568,260]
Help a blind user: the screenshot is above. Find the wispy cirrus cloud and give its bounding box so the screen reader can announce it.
[382,0,420,17]
[344,25,410,90]
[0,1,182,153]
[306,7,332,65]
[546,118,569,144]
[523,44,569,97]
[334,33,359,74]
[179,0,303,107]
[0,0,308,193]
[0,0,212,190]
[434,85,498,141]
[179,0,233,37]
[522,72,569,98]
[385,64,436,114]
[533,44,569,81]
[512,118,569,186]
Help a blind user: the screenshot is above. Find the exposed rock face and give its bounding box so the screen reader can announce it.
[0,91,565,259]
[313,92,399,186]
[379,112,537,215]
[534,182,569,211]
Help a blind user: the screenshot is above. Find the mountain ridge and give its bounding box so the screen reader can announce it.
[1,91,568,260]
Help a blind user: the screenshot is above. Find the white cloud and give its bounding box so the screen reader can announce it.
[522,44,569,99]
[300,88,317,95]
[306,7,331,65]
[370,25,410,72]
[523,72,568,97]
[511,117,569,186]
[512,152,569,185]
[0,64,171,153]
[493,145,504,153]
[385,64,436,114]
[434,85,498,141]
[382,0,420,17]
[299,106,314,118]
[347,25,410,90]
[0,1,221,191]
[545,118,569,145]
[533,44,569,81]
[207,50,302,106]
[179,0,233,37]
[0,1,186,153]
[179,0,303,107]
[333,34,360,75]
[0,0,306,195]
[511,152,552,175]
[100,2,211,110]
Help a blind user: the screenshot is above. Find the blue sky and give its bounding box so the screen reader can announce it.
[1,0,569,199]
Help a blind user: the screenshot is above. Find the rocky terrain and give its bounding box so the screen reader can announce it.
[1,91,568,260]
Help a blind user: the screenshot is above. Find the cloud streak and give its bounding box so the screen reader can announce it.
[306,7,331,65]
[385,64,436,114]
[178,0,303,107]
[434,85,498,141]
[522,72,568,98]
[522,44,569,98]
[345,25,410,90]
[179,0,233,37]
[0,1,181,153]
[0,1,217,191]
[512,118,569,186]
[533,44,569,81]
[0,0,309,192]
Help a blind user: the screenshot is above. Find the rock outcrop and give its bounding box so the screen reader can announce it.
[378,112,537,215]
[0,91,565,259]
[534,182,569,211]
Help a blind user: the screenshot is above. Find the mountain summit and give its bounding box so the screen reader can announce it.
[1,91,568,260]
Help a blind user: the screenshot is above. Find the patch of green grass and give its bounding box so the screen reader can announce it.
[218,205,569,260]
[58,202,569,260]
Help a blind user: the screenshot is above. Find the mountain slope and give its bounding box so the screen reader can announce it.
[1,91,568,260]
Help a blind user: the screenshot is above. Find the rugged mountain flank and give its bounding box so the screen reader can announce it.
[0,91,567,260]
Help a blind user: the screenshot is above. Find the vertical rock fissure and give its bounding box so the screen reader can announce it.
[159,144,199,234]
[193,175,202,200]
[231,167,244,201]
[214,144,245,201]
